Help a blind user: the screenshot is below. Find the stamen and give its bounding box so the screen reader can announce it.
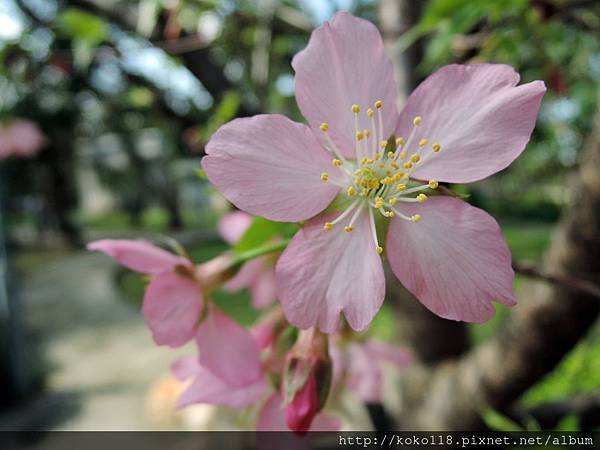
[345,203,365,232]
[411,214,422,222]
[417,193,428,203]
[375,100,384,156]
[428,180,438,189]
[320,172,329,182]
[332,159,342,167]
[324,199,361,231]
[418,138,428,147]
[432,142,441,152]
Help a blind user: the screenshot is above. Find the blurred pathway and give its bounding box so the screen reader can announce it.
[0,250,187,430]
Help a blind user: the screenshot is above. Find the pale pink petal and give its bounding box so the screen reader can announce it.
[218,210,252,245]
[87,239,188,274]
[293,11,398,158]
[251,315,277,349]
[177,365,267,408]
[364,340,411,368]
[386,196,516,323]
[223,258,263,292]
[257,393,340,432]
[203,114,342,222]
[346,343,382,403]
[250,265,277,309]
[396,64,546,183]
[171,356,200,381]
[196,304,263,387]
[275,212,385,333]
[143,272,203,347]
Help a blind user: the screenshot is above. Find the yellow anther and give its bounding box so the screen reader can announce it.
[379,140,387,149]
[379,162,385,169]
[403,162,413,170]
[391,162,400,170]
[402,173,410,180]
[432,142,441,152]
[374,100,382,109]
[428,179,439,189]
[376,246,384,255]
[374,197,384,209]
[383,211,394,218]
[320,172,329,182]
[367,108,374,118]
[395,137,405,146]
[374,152,381,161]
[387,151,395,159]
[366,159,374,165]
[396,183,406,191]
[347,186,356,196]
[411,214,422,223]
[364,129,371,139]
[413,116,422,126]
[332,158,342,167]
[320,122,329,132]
[351,104,360,113]
[344,226,353,233]
[417,193,428,203]
[399,150,407,160]
[389,197,398,205]
[324,222,333,231]
[419,138,429,147]
[356,131,364,141]
[410,153,421,163]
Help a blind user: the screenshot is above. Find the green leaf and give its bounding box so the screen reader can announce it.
[234,217,288,254]
[555,414,580,431]
[482,408,524,432]
[58,8,108,44]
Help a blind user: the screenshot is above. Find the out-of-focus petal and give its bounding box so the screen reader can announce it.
[88,239,188,274]
[218,210,253,245]
[386,196,516,323]
[203,114,342,222]
[143,272,203,347]
[196,304,263,387]
[396,64,546,183]
[364,340,411,368]
[276,211,385,333]
[293,11,398,158]
[176,365,267,409]
[257,393,341,432]
[346,343,382,403]
[250,265,277,309]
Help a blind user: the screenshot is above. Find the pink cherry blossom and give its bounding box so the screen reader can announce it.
[0,119,46,160]
[172,304,268,408]
[202,11,546,332]
[87,239,202,347]
[218,211,277,309]
[258,393,341,432]
[330,339,410,403]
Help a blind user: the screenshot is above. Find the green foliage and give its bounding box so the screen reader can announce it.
[482,408,524,432]
[57,8,108,70]
[234,217,295,254]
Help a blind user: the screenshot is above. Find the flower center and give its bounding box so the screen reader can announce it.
[318,101,442,254]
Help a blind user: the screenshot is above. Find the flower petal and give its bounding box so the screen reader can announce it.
[396,64,546,183]
[293,11,398,158]
[386,196,516,323]
[177,365,267,409]
[87,239,188,274]
[250,264,277,309]
[143,272,202,347]
[203,114,341,222]
[171,356,200,381]
[346,343,382,403]
[218,211,252,245]
[223,258,263,292]
[276,211,385,333]
[364,340,411,368]
[196,304,263,387]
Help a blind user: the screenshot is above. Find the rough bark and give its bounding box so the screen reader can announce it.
[392,104,600,430]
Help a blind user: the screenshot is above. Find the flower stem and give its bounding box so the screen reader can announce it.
[230,239,290,268]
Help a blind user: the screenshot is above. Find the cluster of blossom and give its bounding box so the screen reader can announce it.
[0,119,46,160]
[89,11,545,431]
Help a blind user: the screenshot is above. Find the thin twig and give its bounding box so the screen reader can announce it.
[513,261,600,301]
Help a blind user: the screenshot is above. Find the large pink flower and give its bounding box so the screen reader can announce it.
[0,119,46,160]
[202,12,546,332]
[88,239,202,347]
[218,211,277,309]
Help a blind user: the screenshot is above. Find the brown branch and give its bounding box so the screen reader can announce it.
[513,261,600,301]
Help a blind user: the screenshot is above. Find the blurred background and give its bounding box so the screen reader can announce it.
[0,0,599,432]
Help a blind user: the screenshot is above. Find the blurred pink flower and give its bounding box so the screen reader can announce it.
[0,119,46,160]
[202,11,546,332]
[218,211,277,309]
[257,393,340,432]
[172,304,268,408]
[88,239,202,348]
[331,339,410,403]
